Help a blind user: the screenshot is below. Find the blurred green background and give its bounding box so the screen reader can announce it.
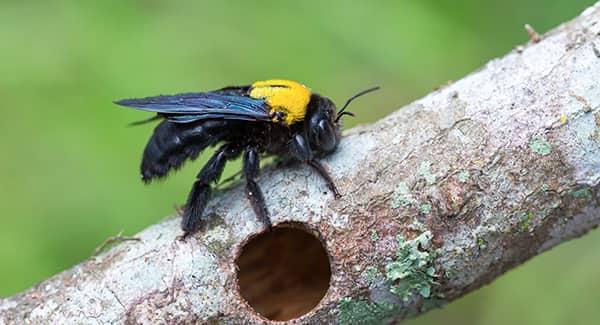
[0,0,598,323]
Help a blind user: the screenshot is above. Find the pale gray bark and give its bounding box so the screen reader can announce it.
[2,3,600,324]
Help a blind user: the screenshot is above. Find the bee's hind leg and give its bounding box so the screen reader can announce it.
[181,143,241,238]
[243,147,271,229]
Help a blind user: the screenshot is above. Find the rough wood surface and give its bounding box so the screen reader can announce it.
[2,3,600,324]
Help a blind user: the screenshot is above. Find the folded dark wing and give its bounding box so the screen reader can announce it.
[114,91,271,123]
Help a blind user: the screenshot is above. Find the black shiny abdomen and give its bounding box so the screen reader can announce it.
[141,119,298,182]
[141,120,225,181]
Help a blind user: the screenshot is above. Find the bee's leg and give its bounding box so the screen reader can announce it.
[181,143,241,238]
[307,160,341,198]
[243,148,271,229]
[290,134,341,198]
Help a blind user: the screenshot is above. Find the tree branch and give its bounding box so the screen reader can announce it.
[2,3,600,324]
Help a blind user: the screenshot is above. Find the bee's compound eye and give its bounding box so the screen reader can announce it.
[316,120,337,152]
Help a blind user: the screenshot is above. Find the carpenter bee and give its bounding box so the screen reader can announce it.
[115,79,378,237]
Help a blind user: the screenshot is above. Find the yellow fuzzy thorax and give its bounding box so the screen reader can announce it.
[249,79,312,125]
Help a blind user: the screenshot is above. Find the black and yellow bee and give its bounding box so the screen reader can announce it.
[115,79,378,237]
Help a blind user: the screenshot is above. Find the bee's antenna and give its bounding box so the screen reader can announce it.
[336,86,380,122]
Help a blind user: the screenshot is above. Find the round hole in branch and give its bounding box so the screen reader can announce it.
[236,224,331,321]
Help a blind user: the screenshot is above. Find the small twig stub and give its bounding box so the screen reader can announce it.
[93,230,141,256]
[525,23,541,43]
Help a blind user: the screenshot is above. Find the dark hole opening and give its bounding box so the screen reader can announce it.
[236,225,331,321]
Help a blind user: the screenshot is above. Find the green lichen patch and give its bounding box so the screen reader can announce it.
[370,229,379,242]
[419,203,432,214]
[518,211,534,232]
[361,266,382,286]
[443,267,458,281]
[203,212,226,231]
[560,114,568,125]
[202,225,232,255]
[391,182,414,208]
[457,170,470,183]
[477,237,487,250]
[529,136,552,156]
[419,161,437,185]
[570,187,593,199]
[338,297,396,325]
[385,231,437,301]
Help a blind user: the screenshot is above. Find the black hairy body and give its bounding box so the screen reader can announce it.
[115,79,377,237]
[141,95,338,235]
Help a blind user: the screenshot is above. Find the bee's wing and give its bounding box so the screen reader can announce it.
[114,91,271,123]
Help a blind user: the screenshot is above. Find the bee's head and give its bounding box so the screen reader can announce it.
[306,86,380,154]
[306,95,340,153]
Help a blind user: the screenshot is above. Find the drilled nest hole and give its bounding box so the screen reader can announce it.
[236,224,331,321]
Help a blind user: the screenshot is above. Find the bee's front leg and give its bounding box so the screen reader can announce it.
[289,134,340,198]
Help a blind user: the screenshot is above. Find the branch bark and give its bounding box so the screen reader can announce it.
[2,3,600,324]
